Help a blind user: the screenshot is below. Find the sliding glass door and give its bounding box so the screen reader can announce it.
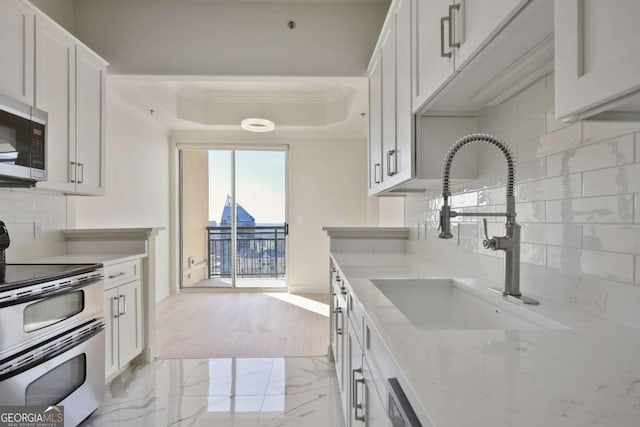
[180,148,287,290]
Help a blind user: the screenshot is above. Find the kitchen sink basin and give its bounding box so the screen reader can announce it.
[371,279,569,331]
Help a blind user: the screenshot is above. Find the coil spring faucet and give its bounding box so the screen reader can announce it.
[438,134,539,305]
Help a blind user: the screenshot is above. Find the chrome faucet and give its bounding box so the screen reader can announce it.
[438,134,539,305]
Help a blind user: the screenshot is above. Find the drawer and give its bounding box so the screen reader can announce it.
[104,259,141,289]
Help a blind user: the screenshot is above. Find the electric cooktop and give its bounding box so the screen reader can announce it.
[0,263,102,292]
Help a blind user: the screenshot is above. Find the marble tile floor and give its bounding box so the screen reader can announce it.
[81,357,345,427]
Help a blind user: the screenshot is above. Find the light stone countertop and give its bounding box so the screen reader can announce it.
[25,253,146,267]
[331,250,640,427]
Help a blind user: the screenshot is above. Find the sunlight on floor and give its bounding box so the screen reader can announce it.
[263,292,330,317]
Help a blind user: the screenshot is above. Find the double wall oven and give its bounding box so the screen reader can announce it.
[0,260,105,426]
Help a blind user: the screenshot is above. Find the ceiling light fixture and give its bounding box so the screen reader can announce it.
[241,118,275,133]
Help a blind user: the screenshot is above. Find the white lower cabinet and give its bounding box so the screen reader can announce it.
[331,268,388,426]
[347,315,389,427]
[104,279,142,379]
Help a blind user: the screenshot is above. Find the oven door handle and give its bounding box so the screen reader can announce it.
[0,319,105,381]
[0,275,103,308]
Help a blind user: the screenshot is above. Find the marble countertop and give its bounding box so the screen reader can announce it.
[331,251,640,426]
[26,253,146,266]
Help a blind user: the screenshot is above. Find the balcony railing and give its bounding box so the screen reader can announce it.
[206,225,286,279]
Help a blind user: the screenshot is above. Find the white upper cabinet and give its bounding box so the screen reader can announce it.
[392,0,413,187]
[75,44,106,195]
[33,13,107,195]
[34,15,76,193]
[0,0,34,104]
[411,0,540,114]
[452,0,527,70]
[368,54,384,195]
[555,0,640,121]
[412,0,454,111]
[369,0,414,195]
[380,25,397,183]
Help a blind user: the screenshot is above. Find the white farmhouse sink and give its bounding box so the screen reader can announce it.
[371,279,568,331]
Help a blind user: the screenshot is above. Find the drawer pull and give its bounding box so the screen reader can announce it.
[108,272,126,279]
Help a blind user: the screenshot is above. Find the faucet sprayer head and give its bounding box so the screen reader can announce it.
[438,201,453,239]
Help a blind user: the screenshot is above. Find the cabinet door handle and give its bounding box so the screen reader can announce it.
[392,150,397,175]
[109,272,126,279]
[351,367,363,408]
[112,296,119,319]
[387,150,397,176]
[334,307,343,335]
[70,161,76,183]
[78,163,84,184]
[119,295,126,316]
[440,16,452,58]
[374,163,381,184]
[448,4,461,49]
[355,377,366,422]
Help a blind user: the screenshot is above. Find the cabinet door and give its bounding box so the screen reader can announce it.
[104,287,119,379]
[380,26,397,185]
[555,0,640,120]
[332,293,345,392]
[75,44,106,195]
[363,358,390,427]
[348,327,365,426]
[0,0,34,104]
[34,15,76,193]
[368,54,384,194]
[394,0,414,185]
[117,280,143,367]
[452,0,526,70]
[412,0,454,111]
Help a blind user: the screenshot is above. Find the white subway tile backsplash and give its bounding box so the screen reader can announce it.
[546,195,634,223]
[537,123,581,157]
[583,163,640,197]
[458,223,478,238]
[583,224,640,253]
[545,110,570,133]
[515,158,546,183]
[516,201,546,222]
[478,187,505,206]
[451,192,478,208]
[521,243,546,266]
[521,223,582,247]
[408,73,640,301]
[516,174,582,202]
[546,246,635,283]
[546,135,634,177]
[582,121,640,145]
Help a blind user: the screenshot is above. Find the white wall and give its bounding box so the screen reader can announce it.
[404,74,640,328]
[68,91,171,302]
[377,197,404,227]
[171,131,370,293]
[72,0,388,76]
[28,0,75,33]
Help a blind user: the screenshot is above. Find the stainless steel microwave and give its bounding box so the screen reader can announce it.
[0,93,47,186]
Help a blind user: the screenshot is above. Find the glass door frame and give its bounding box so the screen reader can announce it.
[177,143,289,292]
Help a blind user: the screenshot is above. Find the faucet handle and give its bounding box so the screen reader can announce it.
[482,219,497,250]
